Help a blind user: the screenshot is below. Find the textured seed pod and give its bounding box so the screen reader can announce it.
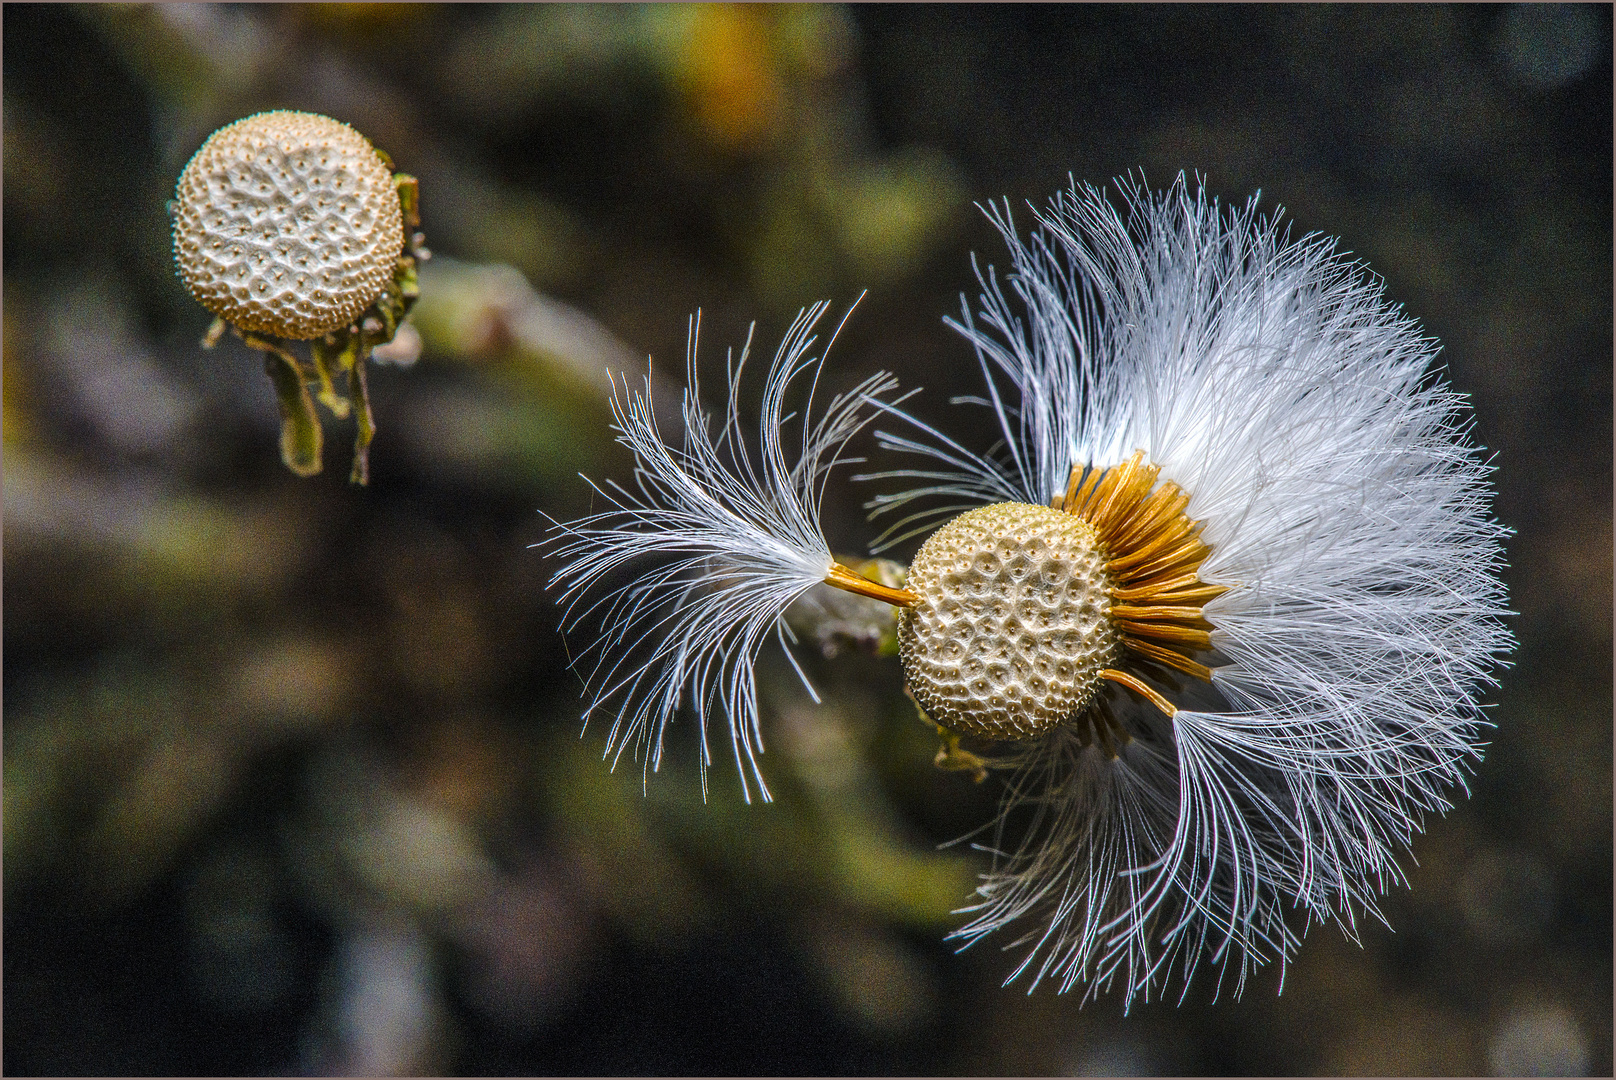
[898,502,1119,740]
[172,111,404,340]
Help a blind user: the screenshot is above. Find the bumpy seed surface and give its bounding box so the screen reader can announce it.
[172,111,404,339]
[899,502,1118,741]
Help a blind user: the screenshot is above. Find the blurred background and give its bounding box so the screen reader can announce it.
[4,4,1610,1075]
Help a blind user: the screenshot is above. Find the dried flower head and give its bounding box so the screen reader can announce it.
[172,110,405,340]
[546,174,1513,1008]
[170,110,426,484]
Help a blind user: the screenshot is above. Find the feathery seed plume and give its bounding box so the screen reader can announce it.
[546,174,1513,1008]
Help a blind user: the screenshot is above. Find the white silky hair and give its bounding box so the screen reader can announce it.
[878,174,1514,1008]
[545,300,902,803]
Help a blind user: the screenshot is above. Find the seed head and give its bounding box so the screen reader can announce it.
[544,173,1515,1011]
[899,503,1117,740]
[172,110,404,339]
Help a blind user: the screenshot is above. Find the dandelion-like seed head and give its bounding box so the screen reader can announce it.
[547,171,1513,1011]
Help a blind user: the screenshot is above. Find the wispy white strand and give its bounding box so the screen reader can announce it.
[544,301,903,802]
[896,173,1512,1009]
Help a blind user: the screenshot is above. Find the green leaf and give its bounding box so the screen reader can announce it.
[309,338,352,419]
[262,351,323,477]
[347,355,376,486]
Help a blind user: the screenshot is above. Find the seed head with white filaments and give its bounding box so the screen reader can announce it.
[868,174,1513,1008]
[544,301,905,802]
[543,172,1512,1013]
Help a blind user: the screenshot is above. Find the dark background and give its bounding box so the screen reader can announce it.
[5,4,1610,1074]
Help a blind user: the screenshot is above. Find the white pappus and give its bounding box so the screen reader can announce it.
[544,173,1514,1010]
[545,301,905,803]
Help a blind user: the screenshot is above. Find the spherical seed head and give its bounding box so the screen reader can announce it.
[898,502,1119,741]
[172,110,404,340]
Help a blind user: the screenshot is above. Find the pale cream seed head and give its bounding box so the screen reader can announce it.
[898,502,1119,741]
[172,111,404,340]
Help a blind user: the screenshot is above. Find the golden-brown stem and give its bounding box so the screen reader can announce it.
[1100,668,1178,717]
[1124,637,1215,681]
[823,562,918,607]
